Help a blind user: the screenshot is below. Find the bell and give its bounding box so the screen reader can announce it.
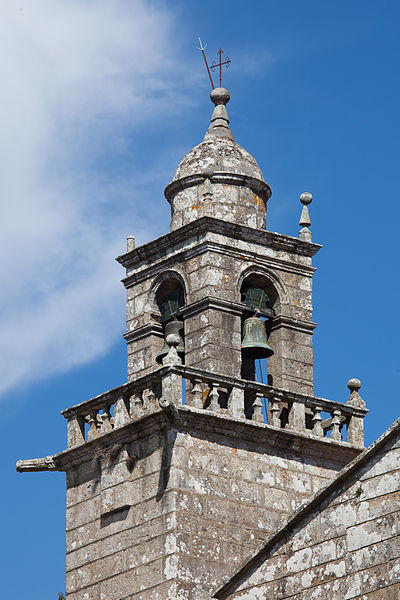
[156,320,185,364]
[241,317,274,359]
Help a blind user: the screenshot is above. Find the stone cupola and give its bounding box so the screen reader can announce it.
[165,87,271,231]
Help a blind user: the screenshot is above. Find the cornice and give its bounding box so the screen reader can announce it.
[180,296,273,319]
[271,314,317,334]
[164,171,272,203]
[123,321,163,344]
[120,235,318,289]
[116,217,322,271]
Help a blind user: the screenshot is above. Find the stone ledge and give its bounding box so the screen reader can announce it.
[120,236,317,290]
[22,400,361,474]
[124,322,163,344]
[116,216,322,271]
[164,172,272,204]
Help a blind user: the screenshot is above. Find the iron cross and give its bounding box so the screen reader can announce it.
[211,48,231,87]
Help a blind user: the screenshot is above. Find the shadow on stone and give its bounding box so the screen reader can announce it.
[156,430,177,502]
[100,506,129,528]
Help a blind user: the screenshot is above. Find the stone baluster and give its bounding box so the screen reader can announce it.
[252,392,264,423]
[130,390,143,418]
[147,387,157,409]
[160,326,183,408]
[161,370,182,407]
[67,414,85,447]
[269,397,281,428]
[312,406,324,437]
[330,410,342,441]
[87,410,99,440]
[100,403,113,434]
[207,382,220,412]
[346,378,366,448]
[190,378,204,409]
[288,400,306,432]
[229,386,245,419]
[114,394,130,428]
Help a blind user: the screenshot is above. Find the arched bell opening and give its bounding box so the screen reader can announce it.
[240,275,277,420]
[154,278,186,365]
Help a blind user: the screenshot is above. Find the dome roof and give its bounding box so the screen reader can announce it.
[172,87,265,184]
[173,136,265,182]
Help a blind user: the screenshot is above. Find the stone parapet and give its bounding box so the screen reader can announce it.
[55,366,367,453]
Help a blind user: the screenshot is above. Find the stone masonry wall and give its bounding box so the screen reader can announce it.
[65,428,178,600]
[226,425,400,600]
[168,425,352,600]
[64,412,357,600]
[122,220,317,393]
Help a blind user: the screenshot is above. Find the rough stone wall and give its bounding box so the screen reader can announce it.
[226,427,400,600]
[169,183,267,232]
[64,413,355,600]
[168,426,351,600]
[65,429,178,600]
[183,304,242,377]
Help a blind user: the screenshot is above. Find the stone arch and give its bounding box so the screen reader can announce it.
[148,270,188,320]
[237,265,291,317]
[148,270,188,365]
[237,265,292,391]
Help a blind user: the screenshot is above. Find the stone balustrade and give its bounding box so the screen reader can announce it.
[61,366,368,449]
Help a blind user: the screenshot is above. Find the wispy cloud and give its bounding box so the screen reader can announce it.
[0,0,193,396]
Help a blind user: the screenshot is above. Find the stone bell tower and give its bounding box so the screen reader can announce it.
[123,87,316,396]
[17,88,368,600]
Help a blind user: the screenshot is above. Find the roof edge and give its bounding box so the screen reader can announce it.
[213,415,400,599]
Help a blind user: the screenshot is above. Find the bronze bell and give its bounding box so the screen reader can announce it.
[156,320,185,364]
[241,316,274,359]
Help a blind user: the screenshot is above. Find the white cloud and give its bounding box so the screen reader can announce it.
[0,0,191,396]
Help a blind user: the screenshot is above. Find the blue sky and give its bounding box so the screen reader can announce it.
[2,1,400,597]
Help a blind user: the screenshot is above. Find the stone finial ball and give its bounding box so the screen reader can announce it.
[300,192,312,205]
[347,378,362,392]
[202,168,214,180]
[166,332,180,348]
[210,87,230,106]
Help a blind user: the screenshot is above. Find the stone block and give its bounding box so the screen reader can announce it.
[67,496,100,531]
[66,584,99,600]
[356,491,400,524]
[320,503,357,541]
[361,562,390,594]
[347,512,397,551]
[76,550,125,590]
[311,539,337,566]
[100,481,132,515]
[99,558,164,599]
[66,541,100,572]
[124,534,168,569]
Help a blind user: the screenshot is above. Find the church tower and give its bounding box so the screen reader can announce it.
[17,88,368,600]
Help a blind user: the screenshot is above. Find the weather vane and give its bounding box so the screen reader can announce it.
[197,38,231,89]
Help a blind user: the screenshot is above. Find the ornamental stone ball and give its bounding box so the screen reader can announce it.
[202,167,214,180]
[300,192,312,205]
[210,87,230,105]
[166,331,181,348]
[347,378,362,392]
[299,192,312,240]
